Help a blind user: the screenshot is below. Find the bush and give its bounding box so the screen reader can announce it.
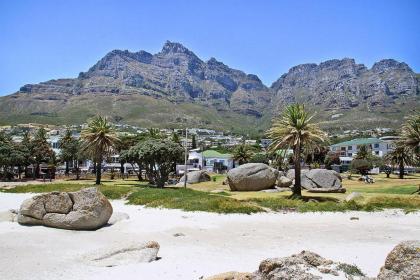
[350,159,372,175]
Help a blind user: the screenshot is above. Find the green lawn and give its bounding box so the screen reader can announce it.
[2,174,420,214]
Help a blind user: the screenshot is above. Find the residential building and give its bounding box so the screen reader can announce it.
[330,137,396,158]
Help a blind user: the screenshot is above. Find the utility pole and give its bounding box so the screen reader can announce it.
[183,128,188,188]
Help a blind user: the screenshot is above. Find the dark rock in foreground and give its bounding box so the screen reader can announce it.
[206,250,369,279]
[205,240,420,280]
[377,240,420,280]
[18,187,113,230]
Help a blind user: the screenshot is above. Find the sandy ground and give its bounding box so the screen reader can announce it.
[0,193,419,280]
[0,180,58,189]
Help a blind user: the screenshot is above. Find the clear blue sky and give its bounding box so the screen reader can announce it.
[1,0,419,96]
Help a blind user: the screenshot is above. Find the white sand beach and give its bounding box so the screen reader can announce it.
[0,193,419,280]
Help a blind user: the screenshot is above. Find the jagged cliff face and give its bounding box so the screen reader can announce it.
[0,41,418,133]
[270,58,419,130]
[16,41,271,118]
[272,58,418,109]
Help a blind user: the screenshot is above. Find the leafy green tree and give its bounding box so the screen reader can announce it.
[0,133,14,180]
[128,139,184,187]
[233,144,253,165]
[191,134,197,149]
[400,113,419,159]
[32,128,55,178]
[81,116,120,185]
[350,159,372,175]
[115,134,140,175]
[171,132,181,144]
[267,104,327,198]
[59,129,74,175]
[324,151,341,169]
[147,128,161,139]
[385,143,414,179]
[249,152,269,164]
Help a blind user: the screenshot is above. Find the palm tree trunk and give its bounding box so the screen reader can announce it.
[399,160,404,179]
[96,157,102,185]
[292,143,302,198]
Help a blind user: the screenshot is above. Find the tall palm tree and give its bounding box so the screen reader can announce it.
[385,143,414,179]
[233,144,253,165]
[267,104,327,198]
[81,116,119,185]
[400,113,420,155]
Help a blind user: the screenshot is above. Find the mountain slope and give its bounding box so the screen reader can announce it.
[0,41,271,133]
[0,42,418,133]
[270,58,419,131]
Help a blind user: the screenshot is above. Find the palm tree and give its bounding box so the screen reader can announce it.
[385,143,414,179]
[81,116,119,185]
[400,113,420,156]
[233,144,253,165]
[267,104,327,198]
[355,144,370,160]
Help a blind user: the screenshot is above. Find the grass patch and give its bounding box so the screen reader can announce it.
[1,183,137,200]
[249,197,362,212]
[349,185,419,195]
[126,187,262,214]
[248,195,420,212]
[337,263,365,277]
[2,179,420,213]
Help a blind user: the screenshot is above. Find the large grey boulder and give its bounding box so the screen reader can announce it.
[304,169,345,193]
[377,240,420,280]
[287,169,345,193]
[179,170,211,184]
[18,187,113,230]
[227,163,279,191]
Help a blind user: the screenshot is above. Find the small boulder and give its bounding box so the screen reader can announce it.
[18,187,113,230]
[377,240,420,280]
[204,271,253,280]
[179,170,211,184]
[278,175,293,188]
[227,163,279,191]
[83,241,160,267]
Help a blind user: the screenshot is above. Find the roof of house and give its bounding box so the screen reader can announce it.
[331,138,382,147]
[202,150,232,159]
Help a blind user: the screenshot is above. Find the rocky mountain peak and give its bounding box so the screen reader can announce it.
[371,59,412,73]
[160,41,195,56]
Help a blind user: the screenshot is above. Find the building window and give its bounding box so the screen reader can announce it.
[341,147,346,151]
[348,146,352,150]
[347,153,352,157]
[374,143,379,149]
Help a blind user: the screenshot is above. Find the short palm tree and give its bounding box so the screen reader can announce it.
[81,116,119,185]
[267,104,327,198]
[385,143,414,179]
[355,144,370,160]
[400,113,420,155]
[233,144,253,165]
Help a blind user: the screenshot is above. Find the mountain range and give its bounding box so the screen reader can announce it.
[0,41,418,134]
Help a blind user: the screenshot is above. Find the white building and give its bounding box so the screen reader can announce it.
[330,137,396,158]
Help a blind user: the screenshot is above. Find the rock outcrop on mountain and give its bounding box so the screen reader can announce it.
[271,58,419,130]
[0,41,418,132]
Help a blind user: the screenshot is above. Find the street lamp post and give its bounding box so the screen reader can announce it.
[183,128,188,188]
